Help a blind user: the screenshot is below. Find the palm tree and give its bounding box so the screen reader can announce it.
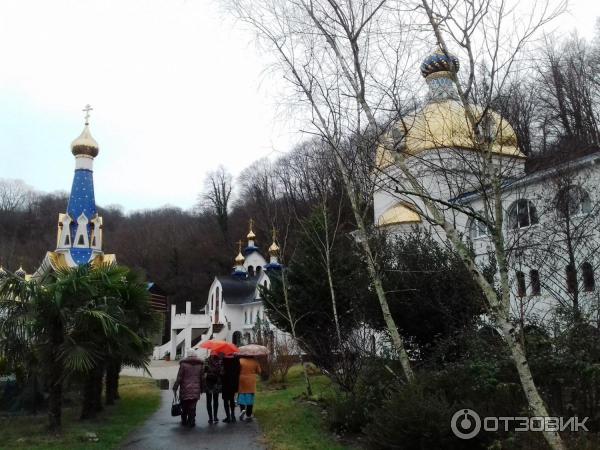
[0,263,156,430]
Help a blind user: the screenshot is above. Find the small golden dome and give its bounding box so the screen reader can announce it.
[235,252,245,264]
[71,124,99,157]
[247,229,256,240]
[376,100,524,171]
[268,242,280,255]
[377,204,421,227]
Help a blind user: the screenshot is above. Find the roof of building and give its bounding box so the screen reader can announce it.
[451,151,600,204]
[217,275,261,305]
[376,50,524,171]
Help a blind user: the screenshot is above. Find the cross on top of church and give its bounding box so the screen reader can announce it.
[249,218,254,230]
[237,240,243,253]
[271,227,277,242]
[83,104,93,125]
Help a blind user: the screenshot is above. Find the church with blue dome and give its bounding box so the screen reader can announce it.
[34,106,115,279]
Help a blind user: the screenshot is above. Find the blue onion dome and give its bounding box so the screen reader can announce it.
[15,266,26,278]
[420,48,460,78]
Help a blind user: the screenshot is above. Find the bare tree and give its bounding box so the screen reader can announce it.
[227,0,417,381]
[200,166,233,239]
[0,179,33,212]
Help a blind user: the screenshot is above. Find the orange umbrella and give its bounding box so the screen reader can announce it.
[196,340,239,355]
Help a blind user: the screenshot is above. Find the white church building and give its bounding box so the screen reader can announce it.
[374,49,600,325]
[153,225,283,359]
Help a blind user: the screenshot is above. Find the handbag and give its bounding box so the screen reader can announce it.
[171,392,182,417]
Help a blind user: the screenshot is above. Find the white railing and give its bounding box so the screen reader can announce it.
[153,328,185,360]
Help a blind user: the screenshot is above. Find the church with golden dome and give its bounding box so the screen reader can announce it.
[374,49,600,321]
[154,223,285,359]
[34,106,116,280]
[374,48,526,228]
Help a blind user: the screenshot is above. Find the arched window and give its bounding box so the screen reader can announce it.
[508,199,538,229]
[248,266,255,276]
[256,266,262,275]
[211,294,214,310]
[468,218,488,240]
[244,310,248,324]
[582,262,595,292]
[516,271,526,297]
[566,264,577,293]
[530,270,541,296]
[244,332,251,345]
[557,185,591,218]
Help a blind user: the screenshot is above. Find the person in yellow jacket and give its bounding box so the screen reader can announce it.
[237,356,261,421]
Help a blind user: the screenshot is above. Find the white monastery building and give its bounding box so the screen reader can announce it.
[374,49,600,325]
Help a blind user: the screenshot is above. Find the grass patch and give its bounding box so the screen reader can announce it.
[256,365,353,450]
[0,376,160,450]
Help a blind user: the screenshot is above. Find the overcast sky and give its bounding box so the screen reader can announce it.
[0,0,599,211]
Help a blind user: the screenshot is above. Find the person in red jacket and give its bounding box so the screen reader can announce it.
[173,349,206,427]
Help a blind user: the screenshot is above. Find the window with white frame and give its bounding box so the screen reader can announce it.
[508,199,538,229]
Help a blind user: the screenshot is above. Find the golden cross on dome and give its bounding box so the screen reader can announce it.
[271,227,277,242]
[237,240,243,253]
[249,218,254,231]
[82,104,93,125]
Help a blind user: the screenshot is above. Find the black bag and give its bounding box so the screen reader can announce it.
[171,393,182,417]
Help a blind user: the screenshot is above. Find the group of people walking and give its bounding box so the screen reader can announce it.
[172,348,262,428]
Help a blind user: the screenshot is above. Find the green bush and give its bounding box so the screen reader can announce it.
[328,390,370,434]
[365,381,486,450]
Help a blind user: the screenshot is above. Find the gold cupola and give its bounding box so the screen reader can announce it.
[375,48,523,171]
[268,228,280,256]
[234,240,245,265]
[247,218,256,240]
[71,105,99,158]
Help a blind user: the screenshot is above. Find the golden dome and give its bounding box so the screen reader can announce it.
[268,242,280,255]
[235,252,245,264]
[71,124,99,157]
[377,204,421,227]
[376,100,524,170]
[247,229,256,240]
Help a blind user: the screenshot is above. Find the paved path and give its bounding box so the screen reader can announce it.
[121,361,265,450]
[121,360,180,380]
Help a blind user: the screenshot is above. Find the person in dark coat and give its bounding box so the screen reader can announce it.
[205,352,224,423]
[172,349,205,427]
[221,354,241,423]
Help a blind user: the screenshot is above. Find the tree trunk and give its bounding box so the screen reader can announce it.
[105,360,121,405]
[47,362,62,432]
[281,271,314,396]
[322,206,343,347]
[333,152,415,381]
[497,316,566,450]
[81,364,104,419]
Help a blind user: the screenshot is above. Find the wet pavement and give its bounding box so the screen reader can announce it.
[121,389,265,450]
